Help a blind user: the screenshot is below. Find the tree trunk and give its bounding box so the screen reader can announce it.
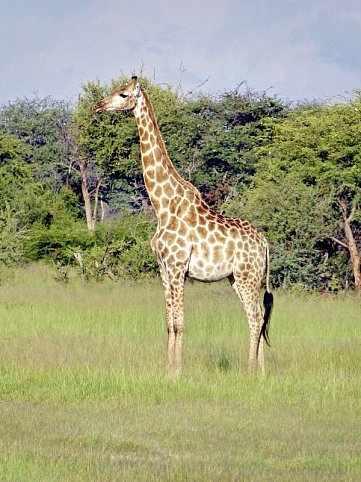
[343,208,361,294]
[57,122,100,233]
[79,161,95,232]
[93,177,102,225]
[339,199,361,295]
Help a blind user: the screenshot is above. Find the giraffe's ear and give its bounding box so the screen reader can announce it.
[135,81,141,98]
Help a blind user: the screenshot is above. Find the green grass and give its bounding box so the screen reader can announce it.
[0,264,360,481]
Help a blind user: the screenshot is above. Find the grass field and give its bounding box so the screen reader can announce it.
[0,264,360,481]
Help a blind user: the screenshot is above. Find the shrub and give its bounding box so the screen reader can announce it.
[25,211,158,281]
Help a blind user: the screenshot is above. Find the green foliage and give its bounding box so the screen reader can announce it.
[69,212,158,280]
[169,87,287,206]
[25,210,157,280]
[0,96,72,189]
[235,96,361,289]
[257,101,361,193]
[0,206,25,275]
[0,132,32,206]
[0,133,30,273]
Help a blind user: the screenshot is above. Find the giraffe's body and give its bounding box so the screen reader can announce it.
[94,77,273,377]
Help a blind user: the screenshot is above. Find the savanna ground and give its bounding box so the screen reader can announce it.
[0,264,360,481]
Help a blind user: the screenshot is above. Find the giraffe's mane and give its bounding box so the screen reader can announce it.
[141,88,203,199]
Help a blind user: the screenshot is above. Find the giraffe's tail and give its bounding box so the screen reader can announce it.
[260,243,273,347]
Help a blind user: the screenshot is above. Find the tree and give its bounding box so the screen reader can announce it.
[239,97,361,292]
[176,86,287,207]
[0,122,83,267]
[0,131,31,202]
[0,132,30,270]
[0,96,72,191]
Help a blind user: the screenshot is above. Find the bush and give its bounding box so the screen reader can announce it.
[25,211,158,281]
[0,206,26,283]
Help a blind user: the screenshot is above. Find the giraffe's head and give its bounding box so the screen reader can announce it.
[93,76,141,114]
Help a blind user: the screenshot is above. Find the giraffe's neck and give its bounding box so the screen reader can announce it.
[133,89,196,215]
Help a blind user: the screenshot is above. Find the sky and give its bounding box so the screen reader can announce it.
[2,0,361,104]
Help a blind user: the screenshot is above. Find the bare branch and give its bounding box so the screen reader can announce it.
[330,236,349,251]
[185,76,210,98]
[347,204,357,223]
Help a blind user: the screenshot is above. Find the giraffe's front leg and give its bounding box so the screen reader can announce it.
[158,265,176,375]
[154,231,187,378]
[165,288,176,375]
[168,266,186,379]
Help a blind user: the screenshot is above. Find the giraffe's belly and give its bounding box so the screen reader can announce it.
[187,255,233,282]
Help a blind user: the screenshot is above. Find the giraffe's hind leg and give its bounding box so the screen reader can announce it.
[229,275,265,375]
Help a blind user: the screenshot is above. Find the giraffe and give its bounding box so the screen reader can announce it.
[93,76,273,377]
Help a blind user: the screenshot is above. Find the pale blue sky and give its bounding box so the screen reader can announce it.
[1,0,361,104]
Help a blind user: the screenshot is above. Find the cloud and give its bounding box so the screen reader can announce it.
[1,0,361,103]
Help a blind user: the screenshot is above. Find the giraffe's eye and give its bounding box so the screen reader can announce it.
[119,93,128,98]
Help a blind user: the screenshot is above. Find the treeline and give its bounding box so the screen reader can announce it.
[0,76,360,292]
